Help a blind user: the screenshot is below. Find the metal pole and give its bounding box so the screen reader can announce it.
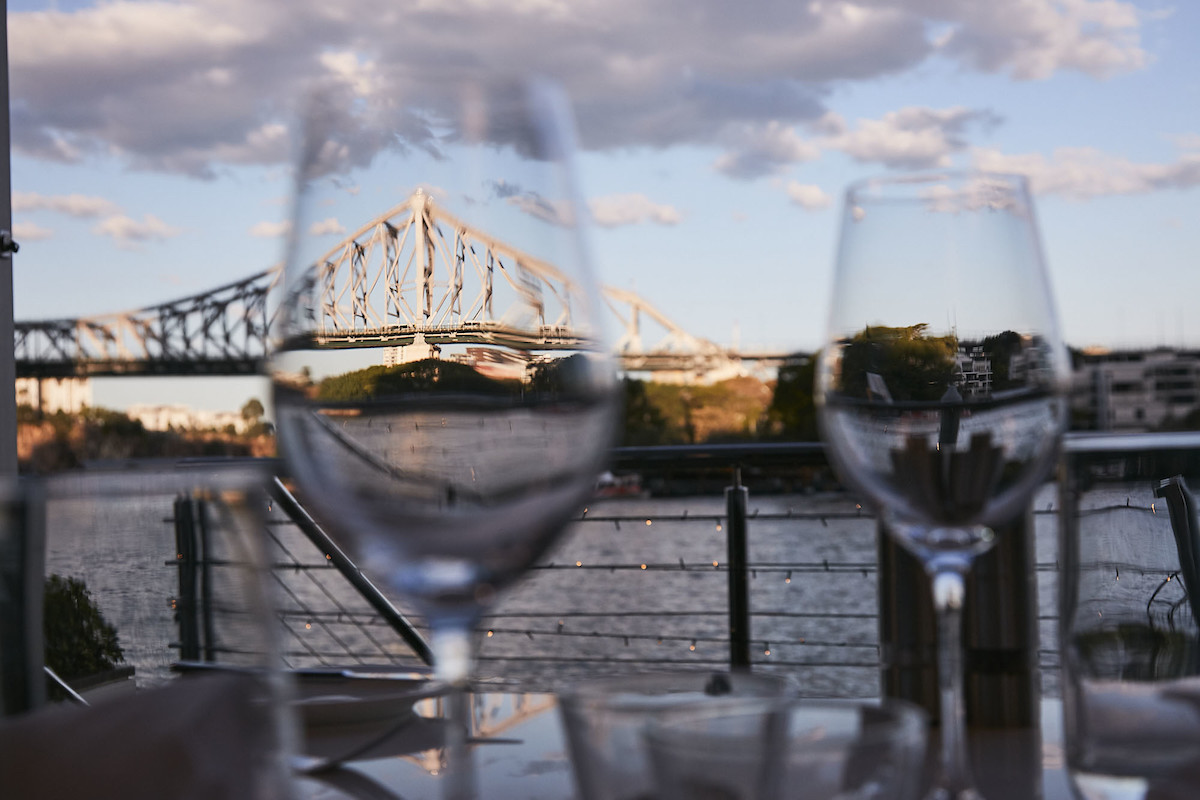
[174,496,201,662]
[725,467,750,669]
[0,0,17,476]
[0,480,45,715]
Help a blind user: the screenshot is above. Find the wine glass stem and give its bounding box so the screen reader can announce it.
[928,560,982,800]
[431,623,478,800]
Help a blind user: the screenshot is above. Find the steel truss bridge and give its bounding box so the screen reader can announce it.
[15,192,791,380]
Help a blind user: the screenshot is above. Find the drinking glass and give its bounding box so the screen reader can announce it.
[1060,433,1200,800]
[558,670,797,800]
[815,171,1070,799]
[645,697,927,800]
[269,77,618,798]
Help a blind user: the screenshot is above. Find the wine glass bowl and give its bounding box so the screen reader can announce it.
[815,171,1069,799]
[269,76,617,796]
[817,173,1067,542]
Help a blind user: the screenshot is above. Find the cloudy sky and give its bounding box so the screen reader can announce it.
[7,0,1199,410]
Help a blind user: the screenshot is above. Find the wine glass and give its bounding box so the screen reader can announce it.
[815,171,1069,800]
[269,76,618,798]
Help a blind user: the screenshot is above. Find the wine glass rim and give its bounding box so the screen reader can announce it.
[845,169,1030,197]
[643,696,927,752]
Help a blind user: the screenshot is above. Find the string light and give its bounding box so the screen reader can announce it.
[764,642,771,656]
[785,570,792,584]
[645,519,652,526]
[487,630,494,637]
[689,640,696,651]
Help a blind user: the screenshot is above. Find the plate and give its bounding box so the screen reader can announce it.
[291,670,442,729]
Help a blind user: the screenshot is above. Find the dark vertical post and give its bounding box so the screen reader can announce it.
[725,466,751,669]
[197,498,216,662]
[877,512,1039,727]
[174,496,201,662]
[0,0,17,476]
[0,480,45,715]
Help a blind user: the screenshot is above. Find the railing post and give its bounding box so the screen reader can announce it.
[173,496,201,663]
[0,479,45,715]
[196,498,216,662]
[725,467,751,669]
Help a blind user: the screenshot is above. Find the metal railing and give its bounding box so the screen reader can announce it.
[12,431,1200,713]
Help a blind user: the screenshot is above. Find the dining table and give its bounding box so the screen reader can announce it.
[292,681,1077,800]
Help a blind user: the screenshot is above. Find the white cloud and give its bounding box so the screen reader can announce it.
[5,1,1149,178]
[319,50,380,97]
[785,182,832,211]
[714,121,821,180]
[820,107,999,169]
[935,0,1147,80]
[249,220,292,238]
[972,146,1200,198]
[507,194,576,227]
[1170,133,1200,151]
[13,191,121,218]
[309,217,346,236]
[589,194,683,228]
[91,213,185,248]
[13,221,53,242]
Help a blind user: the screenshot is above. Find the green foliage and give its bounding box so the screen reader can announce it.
[766,358,819,441]
[43,574,124,681]
[980,330,1023,391]
[80,406,148,438]
[621,378,674,446]
[241,397,265,423]
[317,358,519,401]
[528,353,591,398]
[618,376,773,445]
[838,324,957,402]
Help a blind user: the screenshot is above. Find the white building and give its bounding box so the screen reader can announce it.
[15,377,93,415]
[1071,348,1200,431]
[126,404,248,433]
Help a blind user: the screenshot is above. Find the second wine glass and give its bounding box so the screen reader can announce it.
[270,77,618,798]
[815,172,1070,800]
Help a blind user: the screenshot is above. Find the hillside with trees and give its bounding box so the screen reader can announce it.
[17,400,275,474]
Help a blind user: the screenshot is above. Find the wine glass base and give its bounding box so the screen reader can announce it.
[925,785,987,800]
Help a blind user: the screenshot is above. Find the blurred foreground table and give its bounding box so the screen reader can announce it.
[295,690,1074,800]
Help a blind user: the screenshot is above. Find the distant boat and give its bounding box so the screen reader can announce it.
[594,471,648,499]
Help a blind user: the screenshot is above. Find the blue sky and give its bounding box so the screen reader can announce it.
[7,0,1199,412]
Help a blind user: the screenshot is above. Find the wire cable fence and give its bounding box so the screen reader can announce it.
[170,447,1066,697]
[174,437,1200,697]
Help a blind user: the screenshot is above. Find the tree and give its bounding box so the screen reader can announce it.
[43,574,124,682]
[241,397,265,425]
[837,324,957,402]
[621,378,672,446]
[766,358,819,441]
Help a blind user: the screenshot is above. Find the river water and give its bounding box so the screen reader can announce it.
[40,467,1064,698]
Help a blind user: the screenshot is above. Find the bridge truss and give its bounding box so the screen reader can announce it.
[15,192,758,380]
[15,271,273,378]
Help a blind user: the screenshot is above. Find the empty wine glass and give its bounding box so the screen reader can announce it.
[269,76,618,798]
[815,172,1070,800]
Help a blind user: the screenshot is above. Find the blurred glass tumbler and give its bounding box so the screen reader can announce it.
[557,671,795,800]
[1059,434,1200,800]
[645,698,926,800]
